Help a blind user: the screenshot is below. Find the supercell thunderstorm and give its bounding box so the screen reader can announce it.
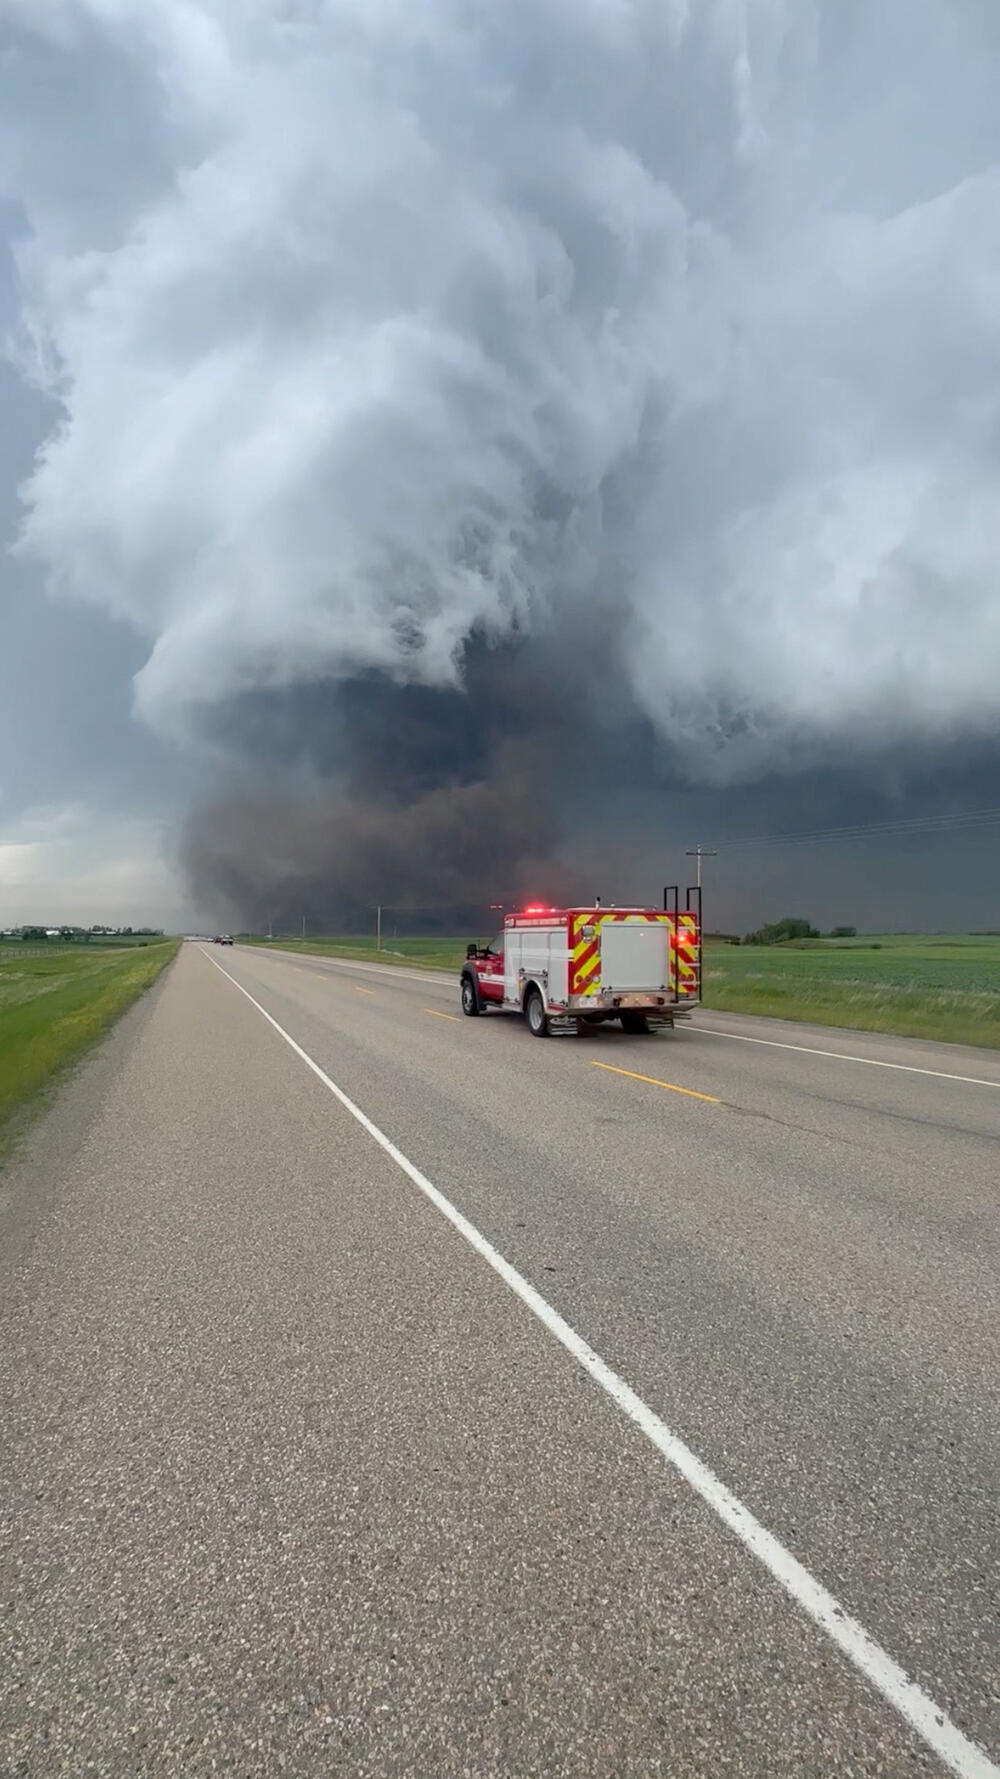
[3,0,1000,921]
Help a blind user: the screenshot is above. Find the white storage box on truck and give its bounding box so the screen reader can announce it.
[460,897,702,1036]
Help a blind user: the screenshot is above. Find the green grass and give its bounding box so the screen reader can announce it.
[0,934,169,951]
[245,935,468,972]
[702,934,1000,1048]
[0,941,180,1155]
[245,931,1000,1049]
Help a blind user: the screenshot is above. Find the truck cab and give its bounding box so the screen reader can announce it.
[462,934,505,1010]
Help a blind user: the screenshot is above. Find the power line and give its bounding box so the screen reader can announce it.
[705,805,1000,853]
[710,810,1000,851]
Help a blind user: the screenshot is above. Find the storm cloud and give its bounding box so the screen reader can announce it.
[3,1,1000,924]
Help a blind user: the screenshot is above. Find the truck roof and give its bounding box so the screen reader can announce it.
[505,905,676,922]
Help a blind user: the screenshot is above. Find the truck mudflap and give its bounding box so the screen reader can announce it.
[547,1014,579,1036]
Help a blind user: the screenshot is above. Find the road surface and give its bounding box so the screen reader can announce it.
[1,941,997,1778]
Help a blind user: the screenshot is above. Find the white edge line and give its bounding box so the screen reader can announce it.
[691,1024,1000,1089]
[202,949,998,1779]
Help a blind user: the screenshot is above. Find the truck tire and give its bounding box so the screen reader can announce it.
[620,1012,649,1034]
[525,987,549,1038]
[460,973,481,1016]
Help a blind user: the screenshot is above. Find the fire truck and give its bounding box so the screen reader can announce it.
[459,892,702,1036]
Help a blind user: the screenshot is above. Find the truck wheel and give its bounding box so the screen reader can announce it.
[620,1012,649,1034]
[525,988,549,1038]
[460,974,481,1017]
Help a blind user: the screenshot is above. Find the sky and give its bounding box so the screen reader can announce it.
[1,0,999,933]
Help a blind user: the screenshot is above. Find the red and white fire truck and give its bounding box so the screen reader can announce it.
[460,895,702,1036]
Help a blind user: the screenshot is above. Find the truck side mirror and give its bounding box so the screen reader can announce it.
[466,941,478,959]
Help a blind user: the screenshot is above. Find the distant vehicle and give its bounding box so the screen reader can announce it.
[460,899,702,1037]
[213,935,234,946]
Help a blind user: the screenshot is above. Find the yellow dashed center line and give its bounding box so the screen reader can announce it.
[425,1008,461,1023]
[590,1060,719,1103]
[353,985,376,996]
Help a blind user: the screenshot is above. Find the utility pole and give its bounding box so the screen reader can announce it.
[686,847,717,891]
[301,915,306,939]
[268,917,273,940]
[376,905,382,951]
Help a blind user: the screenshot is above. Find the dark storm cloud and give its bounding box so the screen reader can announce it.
[179,752,574,933]
[179,623,620,927]
[589,734,1000,933]
[2,2,1000,925]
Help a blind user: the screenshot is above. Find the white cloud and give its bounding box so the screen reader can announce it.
[4,0,1000,779]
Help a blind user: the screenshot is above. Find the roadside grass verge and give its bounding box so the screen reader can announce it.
[243,932,1000,1049]
[0,941,180,1156]
[702,936,1000,1048]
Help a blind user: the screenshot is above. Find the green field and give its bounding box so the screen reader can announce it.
[702,935,1000,1047]
[246,935,467,972]
[0,935,168,954]
[246,932,1000,1049]
[0,941,180,1155]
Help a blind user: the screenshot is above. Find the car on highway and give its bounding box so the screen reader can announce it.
[213,934,234,946]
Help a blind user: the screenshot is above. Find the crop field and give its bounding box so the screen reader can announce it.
[247,932,1000,1049]
[0,941,180,1154]
[0,935,168,956]
[702,934,1000,1048]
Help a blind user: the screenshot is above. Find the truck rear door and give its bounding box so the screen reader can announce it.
[599,921,670,992]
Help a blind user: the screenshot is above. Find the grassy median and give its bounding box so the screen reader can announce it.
[245,932,1000,1049]
[246,935,465,972]
[0,940,180,1155]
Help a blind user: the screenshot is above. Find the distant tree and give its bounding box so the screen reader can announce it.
[21,926,47,942]
[830,925,857,938]
[743,917,819,946]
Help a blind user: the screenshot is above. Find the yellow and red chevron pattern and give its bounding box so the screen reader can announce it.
[673,913,700,996]
[569,915,601,997]
[569,909,669,998]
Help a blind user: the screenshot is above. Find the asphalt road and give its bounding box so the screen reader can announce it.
[1,942,997,1778]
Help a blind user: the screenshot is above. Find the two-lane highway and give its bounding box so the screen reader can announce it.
[1,941,997,1777]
